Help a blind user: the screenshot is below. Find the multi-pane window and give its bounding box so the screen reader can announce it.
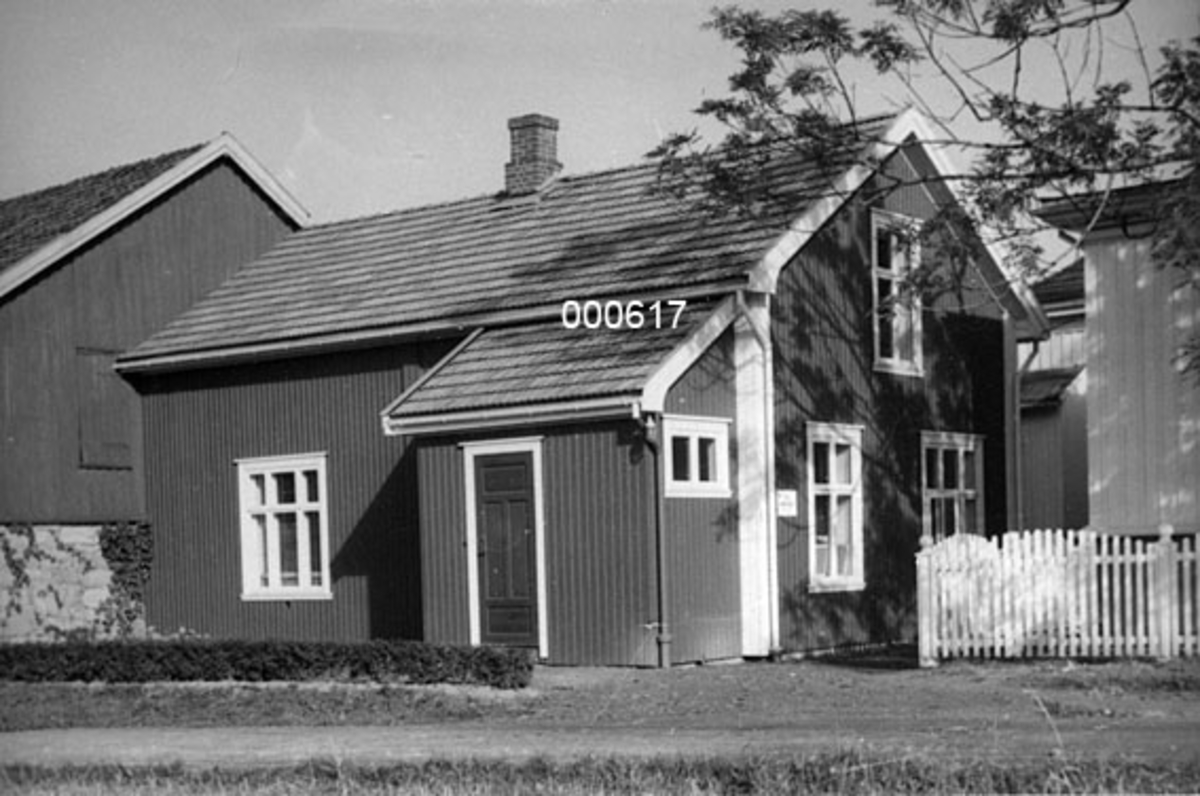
[663,416,731,498]
[872,211,923,376]
[921,432,984,542]
[807,423,865,592]
[237,453,331,600]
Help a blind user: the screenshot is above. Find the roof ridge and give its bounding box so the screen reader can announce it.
[293,112,901,232]
[303,158,660,232]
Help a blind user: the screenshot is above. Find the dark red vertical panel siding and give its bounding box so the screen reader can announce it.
[138,342,452,641]
[543,423,656,666]
[1,160,295,522]
[662,329,741,662]
[416,440,469,645]
[418,422,656,666]
[772,149,1007,652]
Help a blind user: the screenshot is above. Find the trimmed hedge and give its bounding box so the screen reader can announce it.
[0,639,535,689]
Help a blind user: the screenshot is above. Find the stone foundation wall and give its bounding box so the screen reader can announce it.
[0,524,145,643]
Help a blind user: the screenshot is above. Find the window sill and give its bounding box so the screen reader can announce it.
[241,589,333,602]
[665,484,733,499]
[808,578,865,594]
[874,360,923,378]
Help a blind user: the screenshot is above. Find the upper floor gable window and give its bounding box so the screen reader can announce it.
[872,211,923,377]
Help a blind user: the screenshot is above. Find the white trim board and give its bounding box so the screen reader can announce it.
[641,295,740,413]
[747,107,1049,341]
[461,438,549,659]
[384,396,638,436]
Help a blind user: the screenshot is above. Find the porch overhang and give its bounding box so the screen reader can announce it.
[380,295,741,437]
[382,395,642,436]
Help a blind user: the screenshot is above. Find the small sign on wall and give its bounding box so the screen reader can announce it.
[776,489,798,518]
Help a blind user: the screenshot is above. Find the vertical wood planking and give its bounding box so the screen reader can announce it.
[1085,234,1200,534]
[143,344,448,642]
[2,160,295,523]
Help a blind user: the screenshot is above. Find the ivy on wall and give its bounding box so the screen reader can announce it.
[97,521,153,638]
[2,525,47,619]
[1,521,154,641]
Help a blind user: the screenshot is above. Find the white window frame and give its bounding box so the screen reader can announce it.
[663,415,732,498]
[921,431,985,542]
[237,452,332,601]
[806,422,865,593]
[871,210,924,377]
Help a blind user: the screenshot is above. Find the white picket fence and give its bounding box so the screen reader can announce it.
[916,526,1199,667]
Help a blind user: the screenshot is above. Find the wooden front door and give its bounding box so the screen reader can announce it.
[475,452,538,646]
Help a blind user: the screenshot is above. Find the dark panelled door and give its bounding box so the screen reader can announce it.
[476,452,537,647]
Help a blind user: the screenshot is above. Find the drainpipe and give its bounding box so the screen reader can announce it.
[641,413,672,668]
[1014,332,1040,532]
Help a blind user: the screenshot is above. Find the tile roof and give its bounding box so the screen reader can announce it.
[1035,178,1183,232]
[124,116,894,365]
[0,145,203,275]
[388,303,713,419]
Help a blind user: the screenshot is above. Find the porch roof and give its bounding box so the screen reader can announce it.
[382,302,719,434]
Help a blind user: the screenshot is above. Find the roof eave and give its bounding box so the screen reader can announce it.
[0,133,309,303]
[381,396,641,437]
[118,279,749,375]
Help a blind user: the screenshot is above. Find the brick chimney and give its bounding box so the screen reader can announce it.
[505,114,562,195]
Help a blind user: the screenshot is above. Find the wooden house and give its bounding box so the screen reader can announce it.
[118,111,1046,664]
[1037,184,1199,536]
[1017,259,1088,531]
[0,136,307,526]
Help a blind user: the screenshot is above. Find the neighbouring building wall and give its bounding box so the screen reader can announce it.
[1018,322,1089,531]
[132,342,452,642]
[0,161,297,524]
[1019,387,1088,531]
[772,158,1008,653]
[417,421,658,666]
[1084,232,1200,534]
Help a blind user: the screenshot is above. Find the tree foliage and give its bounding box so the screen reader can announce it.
[652,1,1199,371]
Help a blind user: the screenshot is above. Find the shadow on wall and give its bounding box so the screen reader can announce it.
[772,197,1000,651]
[331,448,423,640]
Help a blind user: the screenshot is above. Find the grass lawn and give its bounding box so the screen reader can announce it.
[0,680,535,732]
[4,753,1200,795]
[4,650,1200,793]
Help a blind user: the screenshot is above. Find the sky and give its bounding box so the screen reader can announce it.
[1,0,1196,223]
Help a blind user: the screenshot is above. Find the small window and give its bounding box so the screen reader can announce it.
[663,416,731,498]
[921,432,984,542]
[237,453,331,601]
[807,423,865,592]
[871,211,923,376]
